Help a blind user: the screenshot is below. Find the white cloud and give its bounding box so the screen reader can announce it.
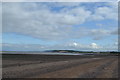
[48,2,81,7]
[2,2,118,41]
[60,42,117,51]
[2,42,117,51]
[2,0,119,2]
[73,42,78,46]
[49,41,99,50]
[2,2,91,40]
[0,2,2,34]
[114,42,118,46]
[90,43,99,49]
[2,43,46,51]
[110,29,118,35]
[90,29,110,40]
[90,29,118,40]
[91,6,118,21]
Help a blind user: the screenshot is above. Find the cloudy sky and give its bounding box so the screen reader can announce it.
[1,2,118,51]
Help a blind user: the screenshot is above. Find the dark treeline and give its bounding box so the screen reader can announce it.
[45,50,119,54]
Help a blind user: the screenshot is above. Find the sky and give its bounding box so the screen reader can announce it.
[1,2,119,51]
[1,0,119,2]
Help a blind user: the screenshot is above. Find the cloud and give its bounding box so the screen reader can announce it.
[90,29,110,40]
[2,2,117,41]
[0,2,2,34]
[47,2,81,8]
[89,29,118,40]
[2,0,119,2]
[73,42,78,46]
[110,29,118,35]
[2,2,91,40]
[2,42,117,51]
[90,6,118,21]
[54,42,118,51]
[2,43,46,51]
[49,41,100,50]
[90,43,99,49]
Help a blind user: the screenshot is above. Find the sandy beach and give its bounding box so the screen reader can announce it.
[2,54,118,78]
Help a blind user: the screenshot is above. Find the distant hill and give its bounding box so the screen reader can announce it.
[45,50,94,53]
[44,50,119,56]
[2,50,119,56]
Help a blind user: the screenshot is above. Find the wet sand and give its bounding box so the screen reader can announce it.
[2,54,118,78]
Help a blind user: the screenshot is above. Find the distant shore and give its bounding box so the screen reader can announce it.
[1,50,119,56]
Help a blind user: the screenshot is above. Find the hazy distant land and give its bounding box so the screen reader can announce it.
[2,50,119,56]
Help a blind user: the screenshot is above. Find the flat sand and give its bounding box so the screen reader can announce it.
[2,54,118,78]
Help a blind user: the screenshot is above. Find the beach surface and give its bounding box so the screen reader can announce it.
[2,53,118,78]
